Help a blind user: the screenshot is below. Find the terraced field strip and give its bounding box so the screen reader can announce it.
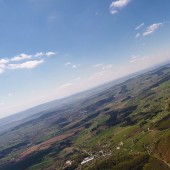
[17,131,75,160]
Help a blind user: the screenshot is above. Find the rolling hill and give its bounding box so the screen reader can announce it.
[0,63,170,170]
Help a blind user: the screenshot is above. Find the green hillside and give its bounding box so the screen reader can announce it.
[0,64,170,170]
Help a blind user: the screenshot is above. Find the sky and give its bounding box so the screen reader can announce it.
[0,0,170,118]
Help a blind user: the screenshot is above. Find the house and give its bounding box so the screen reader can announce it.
[81,156,95,165]
[119,141,124,146]
[116,146,120,150]
[66,160,72,166]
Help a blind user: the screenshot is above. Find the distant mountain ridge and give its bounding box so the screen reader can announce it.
[0,62,169,135]
[0,62,170,170]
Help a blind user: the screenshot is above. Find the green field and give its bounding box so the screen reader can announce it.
[0,64,170,170]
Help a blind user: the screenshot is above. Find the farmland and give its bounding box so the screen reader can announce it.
[0,64,170,170]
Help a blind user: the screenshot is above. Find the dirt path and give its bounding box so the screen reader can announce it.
[155,156,170,169]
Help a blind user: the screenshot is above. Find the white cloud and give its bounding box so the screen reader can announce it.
[11,53,32,62]
[64,62,72,66]
[93,63,113,71]
[72,65,77,68]
[35,51,56,57]
[35,52,44,57]
[110,9,118,15]
[72,64,80,69]
[0,51,56,74]
[135,23,144,30]
[143,23,163,36]
[8,60,44,69]
[135,33,140,39]
[130,55,148,63]
[59,83,73,89]
[64,62,80,69]
[0,63,6,69]
[46,51,56,57]
[0,59,9,74]
[0,58,9,72]
[0,58,9,64]
[110,0,130,14]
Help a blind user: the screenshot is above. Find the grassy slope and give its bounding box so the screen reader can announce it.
[0,65,170,170]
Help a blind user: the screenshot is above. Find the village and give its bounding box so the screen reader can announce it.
[62,140,125,169]
[62,128,160,170]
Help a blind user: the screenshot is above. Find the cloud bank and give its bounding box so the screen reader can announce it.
[143,23,163,36]
[110,0,130,14]
[8,60,44,69]
[11,54,32,62]
[135,23,144,30]
[0,51,56,74]
[64,62,80,69]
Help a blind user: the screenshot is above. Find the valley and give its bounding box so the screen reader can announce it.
[0,64,170,170]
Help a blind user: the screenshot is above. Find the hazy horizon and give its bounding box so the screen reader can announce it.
[0,60,169,119]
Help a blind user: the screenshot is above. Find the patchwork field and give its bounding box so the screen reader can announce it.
[0,64,170,170]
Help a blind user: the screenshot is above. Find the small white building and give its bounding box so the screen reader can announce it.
[119,141,124,146]
[116,146,120,150]
[66,160,72,166]
[81,156,95,165]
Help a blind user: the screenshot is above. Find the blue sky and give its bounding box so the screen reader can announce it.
[0,0,170,118]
